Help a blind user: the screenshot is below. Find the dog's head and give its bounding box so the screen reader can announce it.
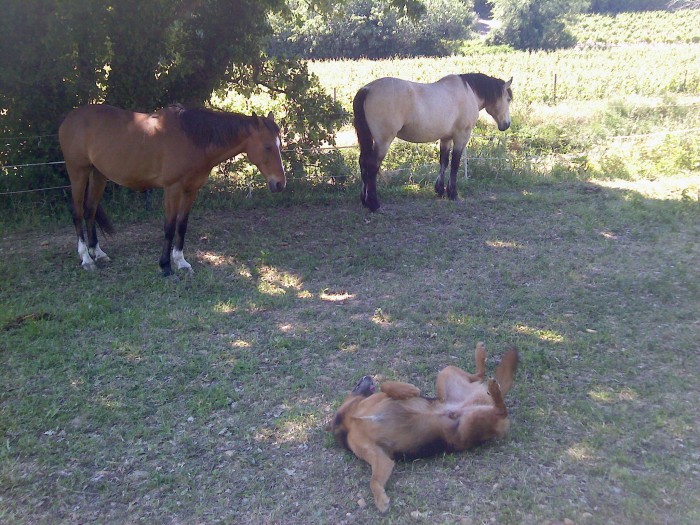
[327,375,376,448]
[351,375,376,397]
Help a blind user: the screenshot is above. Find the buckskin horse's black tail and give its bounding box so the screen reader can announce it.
[353,87,374,159]
[95,203,116,236]
[353,86,382,211]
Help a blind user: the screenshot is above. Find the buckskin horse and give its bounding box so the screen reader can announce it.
[59,104,286,275]
[353,73,513,211]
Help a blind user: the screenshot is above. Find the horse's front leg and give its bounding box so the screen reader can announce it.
[435,139,451,198]
[447,135,470,200]
[160,188,178,276]
[447,147,463,200]
[171,189,199,274]
[171,210,193,274]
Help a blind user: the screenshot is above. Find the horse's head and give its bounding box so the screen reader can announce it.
[247,112,286,193]
[485,77,513,132]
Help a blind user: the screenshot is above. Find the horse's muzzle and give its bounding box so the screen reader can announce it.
[268,179,286,193]
[498,121,511,132]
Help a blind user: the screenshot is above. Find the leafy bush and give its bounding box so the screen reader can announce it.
[268,0,476,59]
[488,0,588,50]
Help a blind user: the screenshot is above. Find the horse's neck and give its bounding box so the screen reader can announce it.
[471,91,487,111]
[463,80,488,111]
[205,135,249,167]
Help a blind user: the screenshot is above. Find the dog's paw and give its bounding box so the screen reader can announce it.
[487,378,501,396]
[375,494,390,513]
[381,381,420,400]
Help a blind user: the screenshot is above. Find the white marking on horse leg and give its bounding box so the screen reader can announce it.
[93,243,111,263]
[78,239,96,271]
[172,249,193,273]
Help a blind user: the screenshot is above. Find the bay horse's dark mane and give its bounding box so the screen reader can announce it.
[459,73,513,104]
[168,104,280,149]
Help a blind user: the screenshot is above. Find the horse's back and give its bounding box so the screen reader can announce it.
[360,75,477,144]
[60,105,138,139]
[59,105,144,163]
[59,104,185,190]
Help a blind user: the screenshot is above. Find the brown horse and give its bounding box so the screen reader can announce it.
[353,73,513,211]
[59,104,286,276]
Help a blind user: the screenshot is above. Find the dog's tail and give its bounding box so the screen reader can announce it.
[495,346,519,396]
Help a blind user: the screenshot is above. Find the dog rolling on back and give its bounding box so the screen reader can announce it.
[328,343,519,513]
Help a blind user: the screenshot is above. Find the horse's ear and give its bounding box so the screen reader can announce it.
[266,111,274,121]
[505,77,513,88]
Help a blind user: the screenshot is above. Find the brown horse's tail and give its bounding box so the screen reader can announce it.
[495,347,519,396]
[353,87,374,158]
[95,203,116,236]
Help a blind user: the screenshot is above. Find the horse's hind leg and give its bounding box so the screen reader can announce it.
[359,147,381,212]
[85,170,110,264]
[360,137,391,212]
[67,163,96,271]
[435,139,451,197]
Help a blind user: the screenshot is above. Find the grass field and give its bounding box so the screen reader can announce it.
[2,170,699,524]
[2,8,700,525]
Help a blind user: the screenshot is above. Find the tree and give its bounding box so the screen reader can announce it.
[268,0,474,59]
[0,0,345,188]
[488,0,589,50]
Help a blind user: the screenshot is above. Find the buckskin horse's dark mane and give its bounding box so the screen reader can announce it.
[460,73,513,105]
[169,104,280,149]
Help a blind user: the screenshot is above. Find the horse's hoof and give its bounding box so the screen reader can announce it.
[367,199,381,212]
[82,262,97,272]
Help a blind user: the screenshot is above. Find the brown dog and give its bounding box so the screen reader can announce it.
[328,343,519,513]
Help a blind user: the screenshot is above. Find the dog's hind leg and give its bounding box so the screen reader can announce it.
[436,343,488,402]
[487,378,507,417]
[451,384,510,450]
[494,347,519,396]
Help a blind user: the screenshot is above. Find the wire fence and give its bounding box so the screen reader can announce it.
[2,121,700,196]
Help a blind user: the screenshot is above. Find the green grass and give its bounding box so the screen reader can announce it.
[568,9,700,46]
[1,170,699,524]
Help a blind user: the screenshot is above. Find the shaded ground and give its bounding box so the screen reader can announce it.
[1,180,699,524]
